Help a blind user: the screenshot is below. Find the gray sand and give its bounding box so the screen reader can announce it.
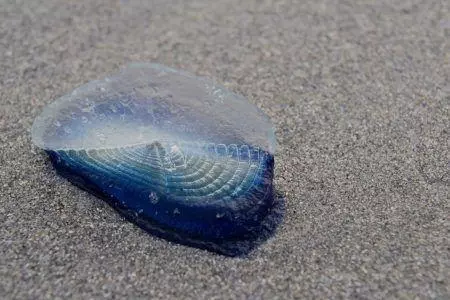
[0,0,449,299]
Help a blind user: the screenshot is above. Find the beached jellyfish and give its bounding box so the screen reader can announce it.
[31,63,280,255]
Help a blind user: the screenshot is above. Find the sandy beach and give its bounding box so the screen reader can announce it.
[1,0,448,298]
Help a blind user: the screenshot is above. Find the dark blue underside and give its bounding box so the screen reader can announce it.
[46,149,283,256]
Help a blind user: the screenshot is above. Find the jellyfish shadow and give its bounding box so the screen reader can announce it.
[116,189,286,257]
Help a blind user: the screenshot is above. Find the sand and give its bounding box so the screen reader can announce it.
[0,0,448,298]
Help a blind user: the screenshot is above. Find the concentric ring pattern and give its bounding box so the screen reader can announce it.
[32,63,277,255]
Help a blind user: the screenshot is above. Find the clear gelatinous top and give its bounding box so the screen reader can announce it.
[31,63,276,153]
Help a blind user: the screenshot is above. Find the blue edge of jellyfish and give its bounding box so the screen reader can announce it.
[46,149,285,257]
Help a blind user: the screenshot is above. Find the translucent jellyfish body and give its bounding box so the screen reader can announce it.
[32,63,280,255]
